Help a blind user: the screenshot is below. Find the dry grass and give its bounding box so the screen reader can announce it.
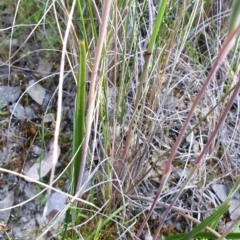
[0,0,239,239]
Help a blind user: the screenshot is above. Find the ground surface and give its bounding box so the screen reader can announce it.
[0,1,240,240]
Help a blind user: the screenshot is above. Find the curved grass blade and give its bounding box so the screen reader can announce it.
[179,202,229,240]
[164,232,240,240]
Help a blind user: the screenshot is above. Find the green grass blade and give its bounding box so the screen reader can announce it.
[179,203,230,240]
[85,204,128,240]
[93,218,103,240]
[73,41,86,193]
[86,0,98,41]
[226,177,240,201]
[228,0,240,35]
[76,0,90,55]
[208,179,240,230]
[147,0,167,52]
[164,232,240,240]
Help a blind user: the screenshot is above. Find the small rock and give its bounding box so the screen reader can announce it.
[24,140,61,182]
[13,218,37,239]
[31,145,43,157]
[0,86,20,108]
[26,80,46,105]
[9,103,37,120]
[0,191,14,222]
[212,184,228,202]
[25,106,37,120]
[44,191,67,228]
[0,146,11,164]
[9,102,26,120]
[22,182,38,199]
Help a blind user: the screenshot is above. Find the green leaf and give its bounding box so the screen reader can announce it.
[179,203,229,240]
[228,0,240,35]
[165,232,240,240]
[73,41,86,193]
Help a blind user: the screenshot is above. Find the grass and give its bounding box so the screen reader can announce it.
[0,0,240,239]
